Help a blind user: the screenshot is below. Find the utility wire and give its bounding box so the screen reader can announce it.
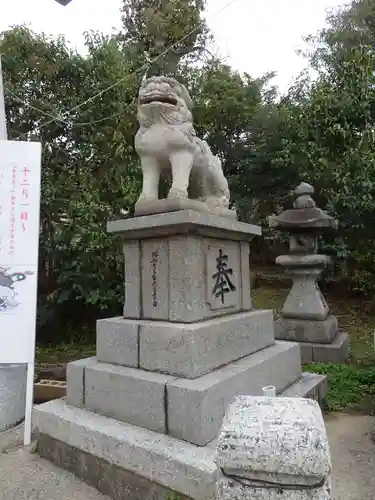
[9,0,241,139]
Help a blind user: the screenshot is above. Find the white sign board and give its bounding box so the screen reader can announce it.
[0,140,41,364]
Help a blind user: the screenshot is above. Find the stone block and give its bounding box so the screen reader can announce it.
[240,241,251,310]
[111,211,260,323]
[169,236,244,322]
[84,361,176,433]
[123,240,141,318]
[66,357,97,407]
[217,396,331,479]
[134,197,237,220]
[38,434,193,500]
[279,266,330,321]
[275,315,338,344]
[137,235,249,323]
[140,310,275,378]
[216,477,333,499]
[300,343,314,364]
[216,396,332,500]
[167,234,208,322]
[107,210,261,242]
[281,372,328,403]
[167,341,302,445]
[33,399,219,500]
[311,330,350,364]
[96,318,138,367]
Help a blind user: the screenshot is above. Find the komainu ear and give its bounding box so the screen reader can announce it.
[177,83,194,110]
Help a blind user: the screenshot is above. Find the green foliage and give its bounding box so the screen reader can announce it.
[309,363,375,412]
[272,0,375,293]
[0,17,270,342]
[165,492,181,500]
[1,26,142,342]
[4,0,375,348]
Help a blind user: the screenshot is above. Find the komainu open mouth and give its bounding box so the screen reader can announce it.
[140,94,178,106]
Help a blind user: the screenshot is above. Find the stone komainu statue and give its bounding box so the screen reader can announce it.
[134,76,230,210]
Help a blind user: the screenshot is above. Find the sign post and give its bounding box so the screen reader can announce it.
[0,57,42,446]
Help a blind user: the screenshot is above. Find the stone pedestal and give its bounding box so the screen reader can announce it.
[274,254,349,364]
[34,210,327,500]
[0,364,26,432]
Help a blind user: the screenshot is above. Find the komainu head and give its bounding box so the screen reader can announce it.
[137,76,194,126]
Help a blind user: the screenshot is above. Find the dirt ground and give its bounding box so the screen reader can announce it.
[325,412,375,500]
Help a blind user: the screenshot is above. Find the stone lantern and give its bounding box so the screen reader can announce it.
[269,182,349,364]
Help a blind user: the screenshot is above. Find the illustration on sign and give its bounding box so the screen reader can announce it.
[212,248,236,304]
[0,267,34,311]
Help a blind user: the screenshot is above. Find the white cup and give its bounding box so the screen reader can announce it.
[262,385,276,397]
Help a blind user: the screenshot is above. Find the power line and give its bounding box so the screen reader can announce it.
[12,0,241,139]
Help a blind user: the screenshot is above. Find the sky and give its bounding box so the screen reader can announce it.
[1,0,349,93]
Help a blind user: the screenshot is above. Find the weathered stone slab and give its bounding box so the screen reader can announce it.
[216,396,332,499]
[168,235,243,322]
[107,210,261,242]
[66,357,97,407]
[33,399,219,500]
[134,197,237,220]
[38,434,193,500]
[167,234,207,322]
[274,315,338,344]
[84,361,176,433]
[215,477,333,499]
[167,341,302,445]
[140,310,275,378]
[216,396,331,479]
[96,318,138,367]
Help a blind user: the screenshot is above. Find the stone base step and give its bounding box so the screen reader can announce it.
[34,399,218,500]
[298,330,350,364]
[281,372,327,402]
[96,310,275,379]
[34,372,328,500]
[67,341,303,446]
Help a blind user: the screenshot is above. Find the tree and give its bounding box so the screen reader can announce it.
[120,0,211,75]
[275,0,375,293]
[1,26,142,341]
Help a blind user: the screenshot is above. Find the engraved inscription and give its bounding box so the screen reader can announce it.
[151,250,159,307]
[212,248,236,304]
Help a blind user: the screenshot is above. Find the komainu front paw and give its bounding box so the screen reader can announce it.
[136,192,158,204]
[168,188,188,199]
